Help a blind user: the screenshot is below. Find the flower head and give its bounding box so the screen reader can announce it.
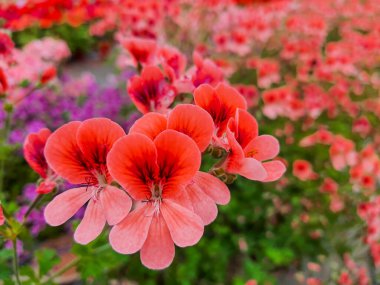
[128,65,176,114]
[122,37,157,66]
[107,130,204,269]
[194,83,247,138]
[129,104,214,152]
[293,160,318,181]
[224,109,286,182]
[43,118,132,244]
[130,104,230,224]
[0,32,14,57]
[23,128,57,194]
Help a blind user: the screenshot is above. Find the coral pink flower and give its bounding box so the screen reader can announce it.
[358,267,369,285]
[44,118,132,245]
[122,37,157,66]
[306,278,322,285]
[338,271,353,285]
[299,128,334,147]
[307,262,321,272]
[224,109,286,182]
[23,128,57,194]
[0,67,8,93]
[158,45,187,80]
[127,65,176,114]
[129,104,214,152]
[40,66,57,84]
[107,130,204,270]
[194,83,247,139]
[370,243,380,267]
[0,205,4,226]
[233,84,259,108]
[0,32,14,57]
[330,194,345,213]
[191,52,224,88]
[129,104,230,225]
[247,58,280,88]
[293,160,318,181]
[352,116,371,137]
[320,178,338,194]
[329,136,357,171]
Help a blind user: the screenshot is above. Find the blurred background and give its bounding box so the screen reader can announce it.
[0,0,380,284]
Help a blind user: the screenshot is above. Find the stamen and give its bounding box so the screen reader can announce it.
[246,149,258,157]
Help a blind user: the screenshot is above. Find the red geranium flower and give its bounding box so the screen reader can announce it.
[127,65,176,114]
[44,118,132,245]
[129,104,230,225]
[224,109,286,182]
[24,128,57,194]
[108,130,204,269]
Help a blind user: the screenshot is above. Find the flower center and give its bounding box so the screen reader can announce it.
[87,171,108,201]
[151,183,162,201]
[246,149,258,157]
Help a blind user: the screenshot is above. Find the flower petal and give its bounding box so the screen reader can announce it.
[74,199,106,245]
[129,113,168,140]
[23,128,51,178]
[224,122,245,170]
[244,135,280,161]
[44,121,90,184]
[107,134,158,200]
[77,118,125,183]
[140,213,175,270]
[216,83,247,113]
[185,183,218,225]
[161,200,204,247]
[167,104,214,152]
[44,187,92,226]
[193,172,230,205]
[225,123,267,181]
[100,186,132,225]
[234,109,258,149]
[154,130,201,197]
[215,83,248,135]
[237,158,268,181]
[262,160,286,182]
[109,203,154,254]
[193,84,221,113]
[168,185,194,211]
[128,65,175,114]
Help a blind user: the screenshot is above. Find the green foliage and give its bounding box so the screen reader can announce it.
[35,249,61,277]
[13,24,95,56]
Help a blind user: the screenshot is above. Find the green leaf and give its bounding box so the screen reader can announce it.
[20,265,38,283]
[35,248,61,277]
[264,247,295,266]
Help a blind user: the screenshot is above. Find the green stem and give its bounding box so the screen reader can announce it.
[368,249,378,285]
[42,244,111,284]
[22,194,43,224]
[43,257,80,284]
[0,107,12,196]
[11,86,40,106]
[12,239,22,285]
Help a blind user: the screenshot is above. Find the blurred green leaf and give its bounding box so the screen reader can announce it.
[35,248,61,277]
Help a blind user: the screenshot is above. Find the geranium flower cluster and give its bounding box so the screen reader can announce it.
[295,254,370,285]
[0,34,70,104]
[23,78,285,269]
[1,0,380,283]
[0,0,101,30]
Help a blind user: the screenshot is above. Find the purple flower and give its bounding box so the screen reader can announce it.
[23,184,38,202]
